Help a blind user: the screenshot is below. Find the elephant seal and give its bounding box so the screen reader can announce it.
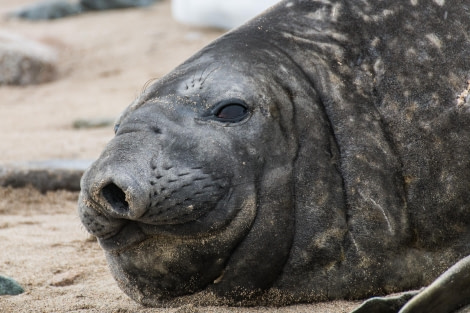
[78,0,470,309]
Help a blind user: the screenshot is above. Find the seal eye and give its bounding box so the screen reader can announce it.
[213,99,248,123]
[114,123,120,134]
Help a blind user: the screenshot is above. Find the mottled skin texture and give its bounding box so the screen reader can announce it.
[79,0,470,311]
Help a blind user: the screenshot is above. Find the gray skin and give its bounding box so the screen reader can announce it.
[78,0,470,310]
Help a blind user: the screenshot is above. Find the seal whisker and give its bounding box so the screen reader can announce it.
[198,66,208,81]
[200,66,220,86]
[140,77,158,96]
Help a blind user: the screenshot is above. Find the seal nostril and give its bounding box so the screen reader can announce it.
[102,183,129,214]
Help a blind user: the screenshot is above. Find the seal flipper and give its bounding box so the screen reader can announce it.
[351,255,470,313]
[398,255,470,313]
[350,291,418,313]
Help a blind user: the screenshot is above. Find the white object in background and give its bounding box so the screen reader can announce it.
[171,0,280,30]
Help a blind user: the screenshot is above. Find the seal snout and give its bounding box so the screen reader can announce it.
[79,173,151,251]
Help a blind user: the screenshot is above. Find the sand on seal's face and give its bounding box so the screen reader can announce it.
[0,0,359,311]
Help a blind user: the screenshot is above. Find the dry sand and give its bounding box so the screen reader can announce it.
[0,1,360,311]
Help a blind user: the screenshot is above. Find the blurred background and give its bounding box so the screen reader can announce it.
[0,0,277,165]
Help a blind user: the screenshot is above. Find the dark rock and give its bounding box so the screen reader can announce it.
[0,275,24,296]
[80,0,158,10]
[8,0,83,20]
[0,160,92,192]
[8,0,159,20]
[0,31,57,85]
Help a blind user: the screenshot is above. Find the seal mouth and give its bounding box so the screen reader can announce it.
[90,187,238,252]
[97,222,148,253]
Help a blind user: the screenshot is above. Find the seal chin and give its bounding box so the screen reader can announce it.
[102,187,258,304]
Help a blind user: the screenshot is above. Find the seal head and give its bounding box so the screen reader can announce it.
[78,35,313,304]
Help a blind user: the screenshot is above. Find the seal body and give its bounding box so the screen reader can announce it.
[79,0,470,306]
